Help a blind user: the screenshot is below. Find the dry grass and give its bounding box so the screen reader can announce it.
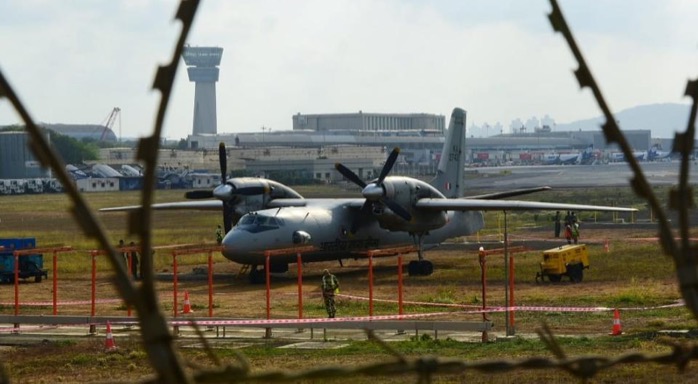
[1,190,696,383]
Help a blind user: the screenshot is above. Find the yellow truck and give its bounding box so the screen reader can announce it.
[536,244,589,283]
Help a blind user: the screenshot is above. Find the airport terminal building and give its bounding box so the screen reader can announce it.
[291,111,446,134]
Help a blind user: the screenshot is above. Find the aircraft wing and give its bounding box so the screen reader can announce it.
[267,199,308,207]
[99,200,223,212]
[466,186,551,200]
[415,198,636,212]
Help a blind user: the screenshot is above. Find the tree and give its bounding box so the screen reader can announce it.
[1,125,98,163]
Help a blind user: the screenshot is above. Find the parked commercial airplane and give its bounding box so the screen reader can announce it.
[647,144,673,161]
[610,150,647,162]
[578,144,596,165]
[103,108,636,282]
[542,153,582,165]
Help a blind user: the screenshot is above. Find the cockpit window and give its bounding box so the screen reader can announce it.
[239,215,256,225]
[237,214,283,232]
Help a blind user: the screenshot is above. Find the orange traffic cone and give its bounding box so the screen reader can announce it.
[609,308,623,336]
[181,291,193,314]
[104,321,118,351]
[604,239,610,253]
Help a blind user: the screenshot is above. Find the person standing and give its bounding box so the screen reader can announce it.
[564,224,573,245]
[554,211,561,238]
[118,239,128,268]
[572,222,580,244]
[564,211,572,226]
[216,225,223,245]
[321,269,340,318]
[129,241,139,280]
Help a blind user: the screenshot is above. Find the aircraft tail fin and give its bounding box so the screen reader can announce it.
[430,108,466,198]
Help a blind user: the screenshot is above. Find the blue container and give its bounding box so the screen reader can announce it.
[0,238,46,282]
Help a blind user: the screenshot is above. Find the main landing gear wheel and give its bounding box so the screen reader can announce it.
[567,263,584,283]
[248,266,265,284]
[407,260,434,276]
[548,274,562,283]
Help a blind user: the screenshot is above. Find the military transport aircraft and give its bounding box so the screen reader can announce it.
[102,108,636,283]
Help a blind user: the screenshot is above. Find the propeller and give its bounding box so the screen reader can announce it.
[219,142,227,184]
[183,143,274,234]
[219,143,233,234]
[183,142,229,201]
[335,147,412,225]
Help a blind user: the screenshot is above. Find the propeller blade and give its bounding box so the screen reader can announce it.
[377,147,400,183]
[335,163,366,188]
[384,199,412,221]
[223,201,233,234]
[219,142,227,184]
[185,190,214,199]
[218,143,231,232]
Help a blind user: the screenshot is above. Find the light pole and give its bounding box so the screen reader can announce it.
[261,126,271,143]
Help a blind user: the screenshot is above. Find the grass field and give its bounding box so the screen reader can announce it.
[1,188,697,383]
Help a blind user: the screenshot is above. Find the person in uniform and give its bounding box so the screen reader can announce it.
[321,269,340,318]
[216,225,223,245]
[572,222,580,244]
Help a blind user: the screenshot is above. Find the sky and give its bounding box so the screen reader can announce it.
[0,0,696,140]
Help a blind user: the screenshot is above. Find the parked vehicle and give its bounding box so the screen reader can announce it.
[536,244,589,283]
[0,238,48,283]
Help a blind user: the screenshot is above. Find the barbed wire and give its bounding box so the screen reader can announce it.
[0,1,201,383]
[1,0,697,383]
[140,329,697,384]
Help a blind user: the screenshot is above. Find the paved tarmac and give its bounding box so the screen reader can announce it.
[465,161,695,189]
[0,322,499,349]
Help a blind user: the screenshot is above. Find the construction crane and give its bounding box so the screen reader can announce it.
[100,107,121,141]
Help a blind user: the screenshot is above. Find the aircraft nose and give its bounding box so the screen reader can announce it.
[220,228,252,257]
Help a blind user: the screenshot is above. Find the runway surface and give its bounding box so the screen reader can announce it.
[465,161,695,189]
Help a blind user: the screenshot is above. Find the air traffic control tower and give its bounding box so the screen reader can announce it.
[182,46,223,135]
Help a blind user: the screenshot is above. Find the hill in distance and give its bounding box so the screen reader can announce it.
[556,103,691,138]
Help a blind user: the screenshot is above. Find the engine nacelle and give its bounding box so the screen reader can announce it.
[372,177,448,232]
[223,178,304,224]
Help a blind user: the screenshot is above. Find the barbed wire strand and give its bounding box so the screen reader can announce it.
[1,0,698,383]
[0,0,201,383]
[548,0,698,322]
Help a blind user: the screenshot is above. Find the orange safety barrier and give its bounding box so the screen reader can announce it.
[12,246,73,316]
[89,245,143,318]
[170,244,224,319]
[360,246,417,317]
[262,246,316,322]
[477,244,530,339]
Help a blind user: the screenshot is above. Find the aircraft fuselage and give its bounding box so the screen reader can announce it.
[221,200,485,265]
